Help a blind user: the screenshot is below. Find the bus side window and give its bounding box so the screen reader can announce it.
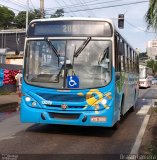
[124,43,128,72]
[127,45,130,72]
[115,35,119,72]
[118,40,125,72]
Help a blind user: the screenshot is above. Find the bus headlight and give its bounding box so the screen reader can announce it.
[24,96,41,108]
[32,101,37,107]
[25,96,31,102]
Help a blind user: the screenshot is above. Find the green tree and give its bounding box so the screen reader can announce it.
[139,52,148,59]
[14,9,41,28]
[0,6,15,29]
[145,0,157,30]
[147,59,157,73]
[50,9,64,18]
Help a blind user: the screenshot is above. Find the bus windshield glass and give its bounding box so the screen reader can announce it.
[25,39,111,89]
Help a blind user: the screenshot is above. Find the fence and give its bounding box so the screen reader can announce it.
[0,30,26,52]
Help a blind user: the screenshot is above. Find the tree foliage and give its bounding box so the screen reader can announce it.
[145,0,157,30]
[147,59,157,73]
[0,6,15,29]
[0,7,64,29]
[50,9,64,18]
[139,52,148,59]
[14,9,41,28]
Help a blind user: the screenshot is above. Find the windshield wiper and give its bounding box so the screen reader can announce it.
[44,37,59,58]
[74,37,91,57]
[98,47,109,65]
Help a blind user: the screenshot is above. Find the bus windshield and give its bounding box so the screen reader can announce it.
[25,39,111,89]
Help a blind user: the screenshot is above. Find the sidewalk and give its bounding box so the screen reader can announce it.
[0,94,21,112]
[139,107,157,155]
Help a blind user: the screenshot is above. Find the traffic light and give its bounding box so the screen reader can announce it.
[118,14,124,29]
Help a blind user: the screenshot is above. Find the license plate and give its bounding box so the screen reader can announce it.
[91,116,107,122]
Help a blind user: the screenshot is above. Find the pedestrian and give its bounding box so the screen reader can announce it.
[15,70,22,93]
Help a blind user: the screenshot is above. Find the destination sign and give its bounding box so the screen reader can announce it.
[27,20,113,37]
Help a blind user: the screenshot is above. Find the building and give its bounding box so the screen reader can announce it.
[147,40,157,60]
[0,29,25,52]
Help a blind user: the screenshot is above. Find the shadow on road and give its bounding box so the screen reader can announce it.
[25,108,137,138]
[25,123,117,138]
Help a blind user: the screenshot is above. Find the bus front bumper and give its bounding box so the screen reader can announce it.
[20,103,114,127]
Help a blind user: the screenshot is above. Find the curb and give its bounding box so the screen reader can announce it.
[0,102,19,112]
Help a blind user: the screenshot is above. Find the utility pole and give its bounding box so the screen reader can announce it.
[26,0,29,31]
[40,0,44,18]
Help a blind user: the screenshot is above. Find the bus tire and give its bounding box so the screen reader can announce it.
[120,94,125,117]
[130,105,135,112]
[130,90,136,112]
[112,121,120,130]
[112,95,124,130]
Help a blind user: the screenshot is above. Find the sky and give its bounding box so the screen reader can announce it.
[0,0,156,52]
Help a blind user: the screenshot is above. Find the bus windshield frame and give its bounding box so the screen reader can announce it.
[24,37,112,90]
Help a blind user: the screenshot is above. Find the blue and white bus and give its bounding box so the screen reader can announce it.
[20,18,139,127]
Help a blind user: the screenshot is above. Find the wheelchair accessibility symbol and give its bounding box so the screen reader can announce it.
[67,76,79,88]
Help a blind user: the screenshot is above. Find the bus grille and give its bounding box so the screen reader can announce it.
[48,112,80,120]
[45,104,85,109]
[37,93,86,102]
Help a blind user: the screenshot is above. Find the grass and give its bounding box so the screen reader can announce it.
[149,146,157,155]
[139,107,157,156]
[149,108,157,156]
[154,107,157,113]
[0,91,12,95]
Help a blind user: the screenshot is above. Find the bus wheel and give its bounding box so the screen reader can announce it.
[130,105,135,112]
[130,91,136,112]
[112,121,120,130]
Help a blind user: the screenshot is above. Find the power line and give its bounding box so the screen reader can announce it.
[46,0,124,11]
[76,0,91,17]
[69,0,84,17]
[79,0,96,17]
[10,0,27,9]
[58,0,78,17]
[54,0,73,17]
[83,0,96,17]
[0,4,21,12]
[1,0,34,11]
[125,20,156,34]
[11,0,34,10]
[62,0,149,13]
[30,0,36,10]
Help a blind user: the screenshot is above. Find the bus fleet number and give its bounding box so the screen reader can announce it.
[63,25,73,33]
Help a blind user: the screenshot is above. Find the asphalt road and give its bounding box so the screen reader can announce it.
[0,86,156,160]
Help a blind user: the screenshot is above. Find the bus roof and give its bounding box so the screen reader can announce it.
[30,17,114,26]
[29,17,137,54]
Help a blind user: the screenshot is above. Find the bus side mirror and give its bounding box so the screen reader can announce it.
[118,14,124,29]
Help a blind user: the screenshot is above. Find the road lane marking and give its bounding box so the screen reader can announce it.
[136,105,150,115]
[0,115,32,141]
[130,114,150,155]
[0,136,14,141]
